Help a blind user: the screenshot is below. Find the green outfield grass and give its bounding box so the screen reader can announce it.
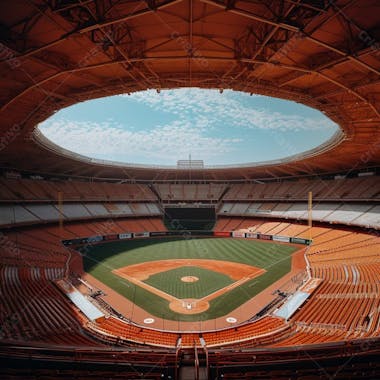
[82,237,299,321]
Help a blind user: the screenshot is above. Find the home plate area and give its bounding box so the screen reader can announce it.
[113,259,266,315]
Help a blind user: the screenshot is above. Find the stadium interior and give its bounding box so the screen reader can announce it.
[1,1,380,379]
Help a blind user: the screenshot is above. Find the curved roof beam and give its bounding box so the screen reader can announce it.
[200,0,380,76]
[0,0,185,63]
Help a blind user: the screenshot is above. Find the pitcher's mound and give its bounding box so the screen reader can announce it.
[181,276,199,283]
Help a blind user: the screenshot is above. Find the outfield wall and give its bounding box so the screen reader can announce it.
[62,230,311,246]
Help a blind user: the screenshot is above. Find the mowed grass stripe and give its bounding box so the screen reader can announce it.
[82,237,298,321]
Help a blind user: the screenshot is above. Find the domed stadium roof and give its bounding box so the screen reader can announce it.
[0,0,379,180]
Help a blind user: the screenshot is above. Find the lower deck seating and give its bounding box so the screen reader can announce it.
[88,315,290,348]
[290,280,380,337]
[200,316,289,347]
[0,266,100,346]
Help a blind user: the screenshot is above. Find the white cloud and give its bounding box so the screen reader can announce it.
[38,119,241,165]
[125,88,336,132]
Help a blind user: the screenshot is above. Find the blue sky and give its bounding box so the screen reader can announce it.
[38,88,338,166]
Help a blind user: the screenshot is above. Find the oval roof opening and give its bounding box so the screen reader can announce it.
[37,88,338,167]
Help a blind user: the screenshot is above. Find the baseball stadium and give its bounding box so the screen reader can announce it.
[0,1,379,379]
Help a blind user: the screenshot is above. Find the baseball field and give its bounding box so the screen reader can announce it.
[82,237,298,322]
